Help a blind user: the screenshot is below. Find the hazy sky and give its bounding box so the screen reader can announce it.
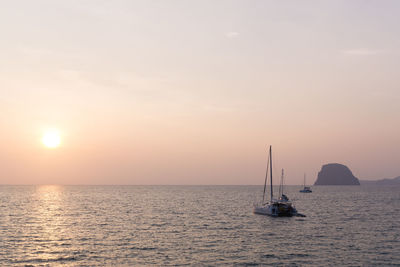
[1,0,399,185]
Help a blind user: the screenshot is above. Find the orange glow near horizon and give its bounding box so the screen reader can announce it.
[0,1,399,185]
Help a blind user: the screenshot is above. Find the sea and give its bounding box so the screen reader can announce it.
[0,185,399,266]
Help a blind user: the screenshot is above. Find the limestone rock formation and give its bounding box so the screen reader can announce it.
[314,163,360,185]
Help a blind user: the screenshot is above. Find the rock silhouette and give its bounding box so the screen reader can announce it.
[314,163,360,185]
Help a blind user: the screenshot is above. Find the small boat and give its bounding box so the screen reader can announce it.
[299,173,312,193]
[253,146,302,217]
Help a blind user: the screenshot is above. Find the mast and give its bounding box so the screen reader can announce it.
[304,173,306,188]
[270,145,273,201]
[262,147,270,203]
[281,169,284,196]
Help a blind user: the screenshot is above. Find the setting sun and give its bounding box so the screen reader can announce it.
[42,130,61,148]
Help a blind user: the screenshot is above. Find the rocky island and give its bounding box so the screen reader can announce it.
[314,163,360,185]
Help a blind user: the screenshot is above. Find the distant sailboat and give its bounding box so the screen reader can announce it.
[278,169,289,202]
[253,146,303,217]
[299,173,312,193]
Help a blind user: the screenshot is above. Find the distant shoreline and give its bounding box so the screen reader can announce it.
[359,176,400,185]
[0,184,317,186]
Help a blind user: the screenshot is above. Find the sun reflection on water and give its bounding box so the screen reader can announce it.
[31,185,71,261]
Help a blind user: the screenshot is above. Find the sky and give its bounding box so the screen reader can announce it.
[0,0,399,185]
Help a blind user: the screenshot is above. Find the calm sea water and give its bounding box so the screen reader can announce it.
[0,185,399,266]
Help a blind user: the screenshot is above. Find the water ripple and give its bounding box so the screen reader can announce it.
[0,185,399,265]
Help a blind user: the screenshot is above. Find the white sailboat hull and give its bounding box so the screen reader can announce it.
[253,201,298,217]
[253,205,277,216]
[299,189,312,193]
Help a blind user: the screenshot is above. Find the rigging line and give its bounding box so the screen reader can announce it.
[262,146,270,204]
[270,145,273,202]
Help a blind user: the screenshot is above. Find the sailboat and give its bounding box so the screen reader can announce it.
[299,173,312,193]
[253,146,301,217]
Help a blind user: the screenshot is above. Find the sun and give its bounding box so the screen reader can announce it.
[42,129,61,148]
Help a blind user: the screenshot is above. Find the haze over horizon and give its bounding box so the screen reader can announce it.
[1,1,399,185]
